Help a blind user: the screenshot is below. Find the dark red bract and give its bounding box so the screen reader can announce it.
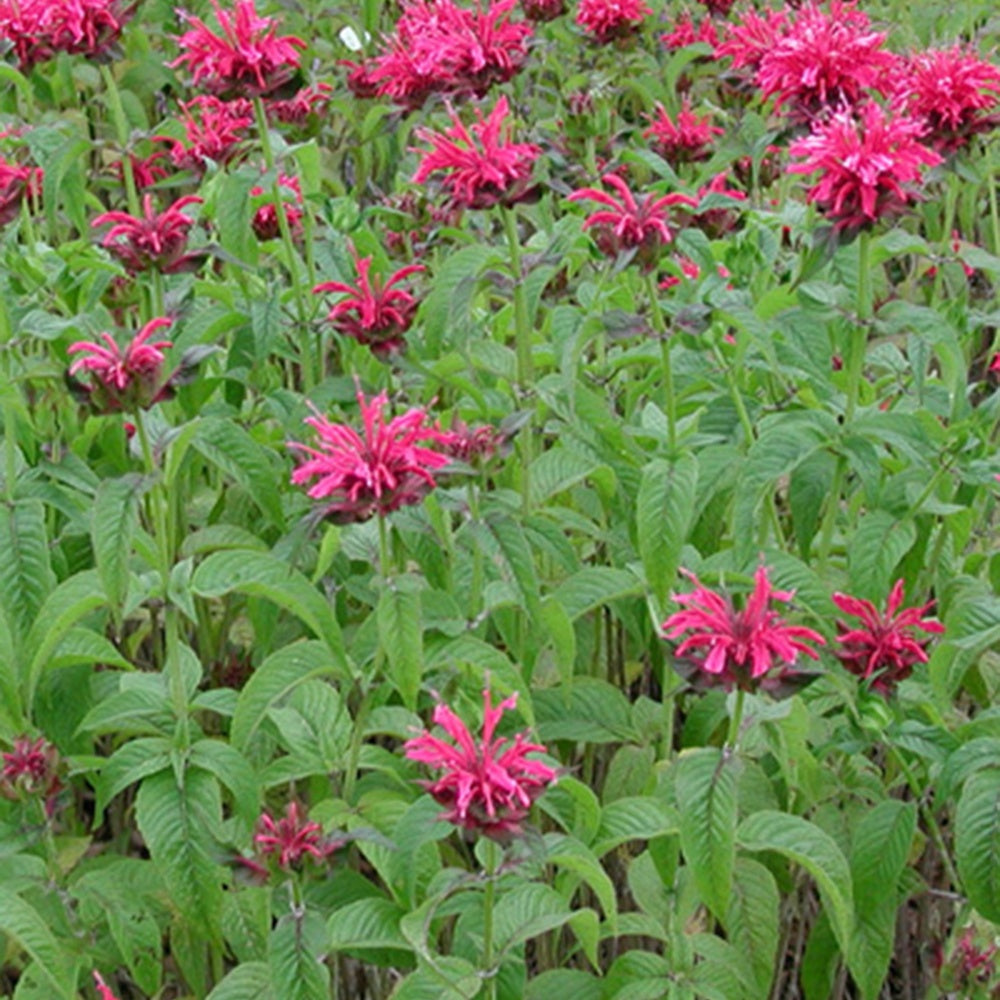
[254,802,339,868]
[92,194,202,274]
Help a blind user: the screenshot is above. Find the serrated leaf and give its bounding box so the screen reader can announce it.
[378,579,423,710]
[789,450,836,561]
[95,736,172,819]
[534,678,637,743]
[0,499,54,642]
[524,969,603,1000]
[206,962,273,1000]
[544,834,618,931]
[91,474,145,617]
[847,510,917,601]
[269,909,331,1000]
[528,447,599,506]
[0,889,76,999]
[592,797,678,858]
[222,889,270,965]
[550,567,643,621]
[327,898,411,954]
[189,739,259,826]
[956,769,1000,923]
[726,859,780,999]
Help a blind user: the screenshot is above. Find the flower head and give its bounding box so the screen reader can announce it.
[113,150,170,191]
[0,156,41,226]
[643,98,723,164]
[93,972,120,1000]
[92,194,202,274]
[662,565,825,689]
[250,173,303,241]
[832,580,944,693]
[164,96,254,172]
[254,802,340,868]
[411,96,539,209]
[521,0,564,23]
[1,736,61,803]
[660,13,719,53]
[575,0,651,44]
[170,0,305,96]
[568,173,697,269]
[313,249,425,358]
[266,82,334,124]
[714,7,789,73]
[68,317,174,413]
[404,688,558,840]
[787,101,942,233]
[288,385,454,523]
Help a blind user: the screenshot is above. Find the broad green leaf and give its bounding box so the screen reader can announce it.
[94,736,172,819]
[789,450,836,561]
[206,962,273,1000]
[551,567,643,621]
[593,797,678,858]
[544,833,618,931]
[222,889,270,965]
[940,737,1000,801]
[388,957,480,1000]
[493,883,581,956]
[847,510,917,601]
[0,889,76,999]
[327,898,411,954]
[737,811,854,954]
[726,859,780,1000]
[534,678,638,743]
[91,473,145,618]
[485,512,543,625]
[269,909,330,1000]
[956,768,1000,922]
[528,446,599,506]
[0,499,54,641]
[378,577,424,710]
[189,739,259,826]
[192,552,348,674]
[675,748,737,922]
[524,969,602,1000]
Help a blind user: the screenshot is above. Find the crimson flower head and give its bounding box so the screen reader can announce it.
[254,802,340,869]
[250,173,303,241]
[404,688,558,841]
[787,101,942,234]
[313,248,425,358]
[266,82,334,124]
[693,171,747,237]
[411,96,539,209]
[714,7,788,73]
[662,565,825,690]
[288,385,454,523]
[112,150,169,191]
[164,96,254,172]
[832,580,944,693]
[660,13,719,53]
[0,156,41,226]
[68,317,174,413]
[575,0,651,44]
[93,972,120,1000]
[897,46,1000,153]
[1,736,61,804]
[643,98,723,164]
[754,2,897,117]
[568,173,697,270]
[92,194,202,274]
[170,0,305,96]
[521,0,564,22]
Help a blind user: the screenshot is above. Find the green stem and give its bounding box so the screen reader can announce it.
[846,230,872,423]
[481,839,500,1000]
[646,272,677,451]
[990,161,1000,259]
[377,513,391,581]
[726,688,746,751]
[342,685,373,805]
[99,64,140,219]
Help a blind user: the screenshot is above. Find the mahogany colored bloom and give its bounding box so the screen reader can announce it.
[644,98,723,164]
[787,102,942,233]
[341,59,381,99]
[0,157,41,226]
[289,386,453,523]
[266,82,334,124]
[662,566,825,689]
[92,194,202,274]
[832,579,944,693]
[693,171,747,237]
[438,419,510,465]
[521,0,565,21]
[695,0,733,15]
[68,317,173,413]
[404,688,558,841]
[170,0,305,96]
[313,249,424,358]
[254,802,339,868]
[250,173,303,241]
[568,173,697,270]
[754,2,896,117]
[1,736,61,801]
[162,96,254,172]
[0,0,132,70]
[897,46,1000,152]
[575,0,651,44]
[660,13,719,52]
[411,96,539,209]
[93,972,120,1000]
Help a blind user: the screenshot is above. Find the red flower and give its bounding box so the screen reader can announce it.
[411,96,539,209]
[288,385,454,523]
[659,254,703,288]
[93,972,120,1000]
[68,317,173,413]
[660,13,719,52]
[896,46,1000,152]
[832,579,944,692]
[521,0,564,22]
[170,0,305,96]
[787,101,942,233]
[112,150,170,191]
[575,0,651,44]
[693,170,747,236]
[662,566,825,689]
[404,688,558,841]
[714,7,789,73]
[266,82,334,124]
[254,802,339,868]
[643,98,723,164]
[250,173,303,241]
[1,736,61,802]
[990,352,1000,373]
[0,157,41,226]
[341,59,381,99]
[754,2,897,117]
[568,173,696,269]
[695,0,733,15]
[92,194,202,274]
[313,249,424,357]
[164,96,254,171]
[0,0,132,70]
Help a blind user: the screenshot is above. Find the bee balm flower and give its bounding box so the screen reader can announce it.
[575,0,651,44]
[92,194,203,274]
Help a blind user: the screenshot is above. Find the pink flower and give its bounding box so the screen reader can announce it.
[68,317,174,413]
[250,173,303,241]
[575,0,651,44]
[313,248,425,358]
[404,688,558,841]
[643,98,723,164]
[170,0,305,96]
[787,102,942,232]
[1,736,61,802]
[754,2,897,117]
[341,59,381,99]
[0,157,41,226]
[93,972,120,1000]
[661,566,825,689]
[266,82,334,124]
[411,96,539,209]
[660,13,719,52]
[92,194,202,274]
[112,150,169,191]
[659,254,703,288]
[254,802,339,868]
[714,7,789,73]
[437,419,511,465]
[896,46,1000,152]
[832,580,944,693]
[164,96,254,172]
[990,352,1000,373]
[288,385,454,523]
[568,173,697,269]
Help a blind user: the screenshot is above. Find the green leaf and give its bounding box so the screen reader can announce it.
[222,889,270,965]
[847,510,917,601]
[192,418,285,528]
[0,889,76,999]
[674,748,737,922]
[192,552,349,674]
[492,882,580,956]
[726,859,780,1000]
[592,797,678,858]
[389,958,480,1000]
[378,578,424,710]
[544,834,618,931]
[269,909,331,1000]
[0,499,54,641]
[636,454,698,608]
[528,447,599,506]
[789,450,836,561]
[327,897,411,955]
[206,962,273,1000]
[550,567,643,621]
[737,810,854,954]
[956,768,1000,923]
[95,736,172,819]
[231,641,340,752]
[524,969,602,1000]
[484,511,543,625]
[189,739,260,827]
[91,474,145,617]
[135,768,225,938]
[534,678,638,743]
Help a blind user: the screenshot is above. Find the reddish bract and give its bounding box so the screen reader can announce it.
[250,173,304,241]
[164,96,255,172]
[92,193,202,274]
[643,98,723,164]
[254,802,339,868]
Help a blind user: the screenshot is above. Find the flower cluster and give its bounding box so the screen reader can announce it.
[411,96,539,210]
[575,0,651,44]
[0,156,41,227]
[660,13,719,52]
[171,0,305,96]
[0,0,131,70]
[250,173,304,241]
[1,736,62,806]
[164,96,254,171]
[253,802,343,869]
[643,99,723,164]
[404,688,558,841]
[92,194,203,274]
[288,386,454,523]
